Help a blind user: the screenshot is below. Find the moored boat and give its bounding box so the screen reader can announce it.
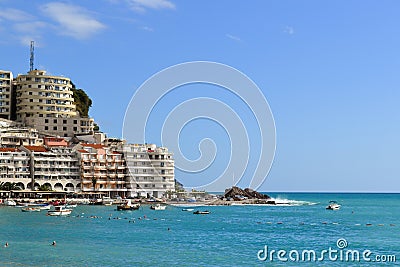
[182,208,194,211]
[150,204,167,210]
[47,206,72,216]
[4,199,17,206]
[21,207,41,212]
[116,199,140,211]
[193,210,210,215]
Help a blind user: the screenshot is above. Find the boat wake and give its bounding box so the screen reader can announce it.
[269,198,318,206]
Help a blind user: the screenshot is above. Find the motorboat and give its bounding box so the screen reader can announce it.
[182,208,194,211]
[102,197,113,206]
[193,210,210,215]
[47,206,72,216]
[150,204,167,210]
[21,207,41,212]
[4,199,17,206]
[36,204,51,210]
[117,199,140,211]
[326,201,341,210]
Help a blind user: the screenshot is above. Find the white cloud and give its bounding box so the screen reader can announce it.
[0,8,34,22]
[41,2,106,39]
[0,8,46,45]
[14,21,47,33]
[140,26,154,32]
[126,0,175,13]
[226,34,242,42]
[284,26,294,35]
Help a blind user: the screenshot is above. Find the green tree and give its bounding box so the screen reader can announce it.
[0,182,21,191]
[38,184,52,191]
[70,81,92,117]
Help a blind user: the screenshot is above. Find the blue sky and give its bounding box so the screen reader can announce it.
[1,0,399,192]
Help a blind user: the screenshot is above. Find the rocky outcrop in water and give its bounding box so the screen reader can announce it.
[223,186,270,200]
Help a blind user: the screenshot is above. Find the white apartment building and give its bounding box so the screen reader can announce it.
[0,70,13,120]
[20,146,80,192]
[122,144,175,198]
[15,69,94,137]
[0,125,43,147]
[0,148,30,190]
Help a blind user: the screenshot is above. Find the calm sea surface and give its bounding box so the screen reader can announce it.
[0,193,399,266]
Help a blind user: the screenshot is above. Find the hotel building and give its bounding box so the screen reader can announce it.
[20,146,80,192]
[75,144,126,198]
[0,148,30,190]
[15,69,94,137]
[122,144,175,198]
[0,70,13,120]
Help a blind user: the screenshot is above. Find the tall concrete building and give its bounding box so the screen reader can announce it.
[15,69,94,137]
[74,143,127,198]
[0,70,13,120]
[122,144,175,198]
[0,148,30,188]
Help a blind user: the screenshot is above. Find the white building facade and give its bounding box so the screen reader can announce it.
[0,70,13,120]
[20,146,80,192]
[122,144,175,198]
[0,148,30,190]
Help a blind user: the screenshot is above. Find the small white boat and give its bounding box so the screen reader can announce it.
[65,204,77,208]
[38,204,51,210]
[102,197,113,206]
[326,201,341,210]
[182,208,194,211]
[150,204,167,210]
[21,207,41,212]
[47,206,72,216]
[4,199,17,206]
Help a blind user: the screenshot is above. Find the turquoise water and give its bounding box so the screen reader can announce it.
[0,193,399,266]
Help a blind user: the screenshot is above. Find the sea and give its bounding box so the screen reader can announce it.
[0,193,399,266]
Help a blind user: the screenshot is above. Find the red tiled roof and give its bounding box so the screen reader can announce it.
[78,149,89,153]
[0,148,21,152]
[81,143,104,149]
[24,146,48,152]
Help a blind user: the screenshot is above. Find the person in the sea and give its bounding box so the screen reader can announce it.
[4,242,8,248]
[52,241,56,246]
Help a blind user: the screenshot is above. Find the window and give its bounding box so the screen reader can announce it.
[53,126,57,130]
[63,127,67,131]
[73,120,77,124]
[45,126,48,130]
[63,120,67,124]
[45,119,48,123]
[73,127,77,131]
[53,119,57,124]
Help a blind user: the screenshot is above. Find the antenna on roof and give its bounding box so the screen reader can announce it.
[30,41,34,71]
